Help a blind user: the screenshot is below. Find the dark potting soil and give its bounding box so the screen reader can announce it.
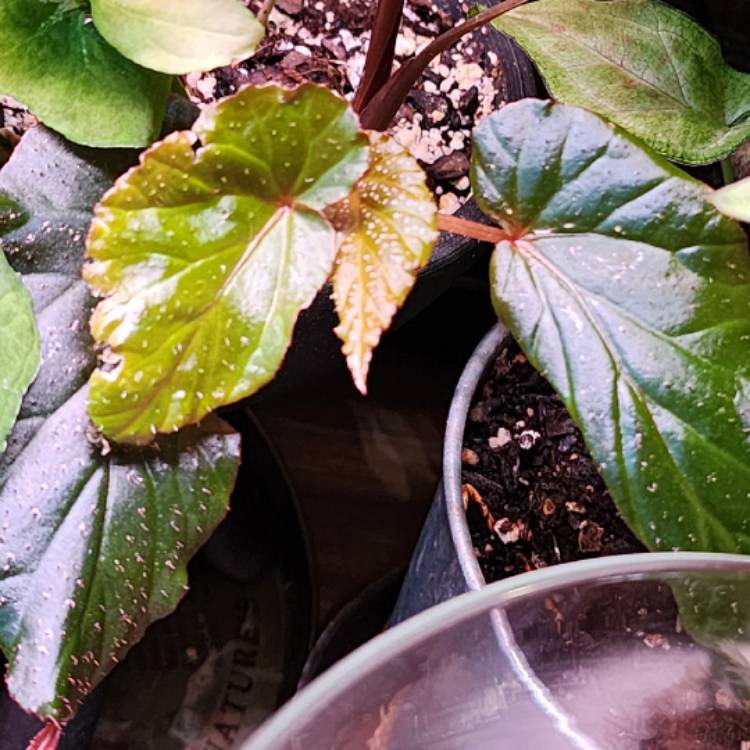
[462,337,646,582]
[187,0,517,213]
[462,338,750,749]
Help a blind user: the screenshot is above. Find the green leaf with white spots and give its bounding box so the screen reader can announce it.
[90,0,265,75]
[473,98,750,555]
[494,0,750,164]
[0,0,172,147]
[0,126,241,724]
[326,133,437,394]
[712,176,750,223]
[85,84,370,445]
[0,250,40,455]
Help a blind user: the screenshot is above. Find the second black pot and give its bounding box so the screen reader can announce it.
[390,324,507,624]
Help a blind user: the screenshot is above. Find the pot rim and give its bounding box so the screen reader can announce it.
[443,322,508,590]
[242,551,750,750]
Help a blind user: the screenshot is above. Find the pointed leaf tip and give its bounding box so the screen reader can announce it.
[327,133,437,393]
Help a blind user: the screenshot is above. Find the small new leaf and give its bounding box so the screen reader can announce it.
[91,0,265,75]
[711,176,750,223]
[327,133,437,393]
[0,0,171,147]
[495,0,750,164]
[473,99,750,555]
[85,84,370,444]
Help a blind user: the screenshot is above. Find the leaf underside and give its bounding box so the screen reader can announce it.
[90,0,265,75]
[0,0,171,147]
[326,132,438,393]
[495,0,750,164]
[85,84,370,445]
[0,126,240,722]
[472,98,750,555]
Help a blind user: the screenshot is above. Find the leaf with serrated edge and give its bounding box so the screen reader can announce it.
[0,248,40,454]
[85,84,370,445]
[495,0,750,164]
[473,98,750,555]
[712,176,750,223]
[0,0,171,148]
[0,126,240,723]
[326,133,437,393]
[91,0,265,75]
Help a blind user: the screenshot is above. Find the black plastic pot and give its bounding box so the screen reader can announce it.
[297,571,404,691]
[390,324,507,624]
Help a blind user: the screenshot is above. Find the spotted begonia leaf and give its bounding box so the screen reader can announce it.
[85,84,370,445]
[495,0,750,164]
[326,133,437,393]
[0,126,240,724]
[90,0,265,75]
[0,0,171,148]
[473,99,750,555]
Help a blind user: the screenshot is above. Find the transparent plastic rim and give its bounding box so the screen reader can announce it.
[243,552,750,749]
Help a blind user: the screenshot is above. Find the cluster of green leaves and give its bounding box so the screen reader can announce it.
[2,0,750,735]
[84,84,438,443]
[0,83,437,731]
[82,73,750,560]
[0,122,241,725]
[0,0,263,147]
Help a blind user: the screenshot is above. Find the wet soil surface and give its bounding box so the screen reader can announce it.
[462,337,750,749]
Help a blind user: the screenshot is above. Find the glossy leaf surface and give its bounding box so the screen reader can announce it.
[0,0,171,147]
[473,99,750,554]
[495,0,750,164]
[0,247,40,455]
[91,0,264,75]
[86,84,370,444]
[327,133,437,393]
[0,126,241,722]
[712,176,750,223]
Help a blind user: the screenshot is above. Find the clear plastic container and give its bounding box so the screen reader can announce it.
[243,553,750,750]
